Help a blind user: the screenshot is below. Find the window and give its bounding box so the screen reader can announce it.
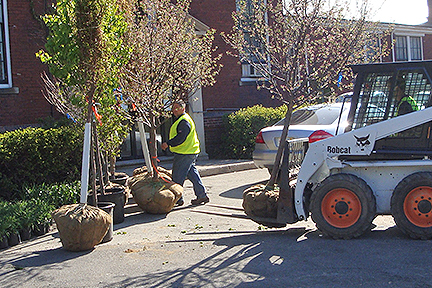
[394,35,423,62]
[352,69,431,130]
[236,0,269,82]
[0,0,11,87]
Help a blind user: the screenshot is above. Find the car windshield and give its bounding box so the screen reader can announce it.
[274,103,348,126]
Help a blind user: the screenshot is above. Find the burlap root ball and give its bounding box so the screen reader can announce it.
[242,184,279,219]
[52,203,112,251]
[132,166,172,179]
[128,167,182,214]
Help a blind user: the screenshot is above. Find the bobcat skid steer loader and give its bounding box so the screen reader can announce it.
[263,60,432,239]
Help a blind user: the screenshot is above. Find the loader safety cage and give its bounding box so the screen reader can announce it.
[346,60,432,159]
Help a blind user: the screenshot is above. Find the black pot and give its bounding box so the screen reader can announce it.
[0,235,8,249]
[7,232,21,246]
[98,187,125,224]
[33,223,49,236]
[97,202,114,243]
[110,173,129,186]
[19,227,32,241]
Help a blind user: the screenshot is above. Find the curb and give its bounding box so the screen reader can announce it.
[198,161,257,177]
[116,158,258,177]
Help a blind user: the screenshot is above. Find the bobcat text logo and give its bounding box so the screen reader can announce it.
[354,134,371,151]
[327,146,351,154]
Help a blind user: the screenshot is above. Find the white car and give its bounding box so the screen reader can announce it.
[253,101,351,171]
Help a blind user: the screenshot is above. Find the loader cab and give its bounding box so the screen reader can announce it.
[346,60,432,159]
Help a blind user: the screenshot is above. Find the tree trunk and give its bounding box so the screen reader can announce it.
[268,101,293,187]
[92,121,105,195]
[109,155,116,178]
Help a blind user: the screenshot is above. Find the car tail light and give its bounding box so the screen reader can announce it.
[308,130,334,143]
[255,131,265,144]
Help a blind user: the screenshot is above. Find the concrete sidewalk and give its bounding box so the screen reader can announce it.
[0,168,273,288]
[116,156,258,177]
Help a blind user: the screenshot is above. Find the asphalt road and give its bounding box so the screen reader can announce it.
[0,169,431,288]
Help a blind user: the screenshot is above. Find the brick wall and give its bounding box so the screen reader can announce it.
[189,0,279,111]
[203,109,238,158]
[0,0,54,130]
[424,34,432,60]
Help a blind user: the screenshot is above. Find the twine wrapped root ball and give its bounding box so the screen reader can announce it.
[243,184,279,220]
[128,167,182,214]
[52,203,112,251]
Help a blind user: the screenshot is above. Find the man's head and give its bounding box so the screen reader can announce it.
[387,75,406,101]
[172,100,186,117]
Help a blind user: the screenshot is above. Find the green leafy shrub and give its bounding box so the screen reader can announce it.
[14,200,36,230]
[0,126,83,200]
[0,201,14,237]
[0,199,54,238]
[220,105,287,159]
[28,198,54,227]
[20,181,80,209]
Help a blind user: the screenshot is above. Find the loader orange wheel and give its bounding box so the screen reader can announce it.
[310,174,376,239]
[391,172,432,239]
[403,187,432,228]
[321,188,362,228]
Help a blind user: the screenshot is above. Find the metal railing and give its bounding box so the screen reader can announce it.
[287,138,309,178]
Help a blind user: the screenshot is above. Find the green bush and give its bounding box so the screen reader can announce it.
[0,199,54,237]
[0,126,83,200]
[0,201,16,237]
[220,105,287,159]
[20,181,80,209]
[27,198,54,228]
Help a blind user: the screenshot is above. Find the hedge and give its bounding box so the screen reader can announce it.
[220,105,287,159]
[0,126,83,200]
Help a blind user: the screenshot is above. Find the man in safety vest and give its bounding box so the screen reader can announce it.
[390,76,419,116]
[161,100,209,206]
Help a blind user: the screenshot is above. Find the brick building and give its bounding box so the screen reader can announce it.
[189,0,432,157]
[2,0,432,157]
[0,0,54,131]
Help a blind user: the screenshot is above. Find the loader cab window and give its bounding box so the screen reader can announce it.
[387,70,431,118]
[352,73,392,129]
[350,67,432,157]
[352,69,432,130]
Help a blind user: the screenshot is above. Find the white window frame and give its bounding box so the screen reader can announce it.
[241,63,262,78]
[392,32,424,62]
[237,0,269,83]
[0,0,12,88]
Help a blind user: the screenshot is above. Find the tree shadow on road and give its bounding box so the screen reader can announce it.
[105,224,431,288]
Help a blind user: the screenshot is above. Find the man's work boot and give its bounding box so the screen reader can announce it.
[191,196,209,206]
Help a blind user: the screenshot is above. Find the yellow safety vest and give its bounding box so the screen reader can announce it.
[169,113,200,154]
[396,96,418,116]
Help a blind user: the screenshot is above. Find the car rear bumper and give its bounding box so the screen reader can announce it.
[253,148,276,170]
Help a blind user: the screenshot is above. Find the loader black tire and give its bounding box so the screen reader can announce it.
[391,172,432,240]
[310,173,376,239]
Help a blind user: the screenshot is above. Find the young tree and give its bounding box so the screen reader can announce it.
[223,0,390,186]
[121,0,221,178]
[37,0,131,200]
